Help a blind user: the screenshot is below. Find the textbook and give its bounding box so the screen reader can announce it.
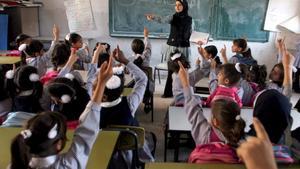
[190,31,210,45]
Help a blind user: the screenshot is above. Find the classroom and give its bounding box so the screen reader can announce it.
[0,0,300,169]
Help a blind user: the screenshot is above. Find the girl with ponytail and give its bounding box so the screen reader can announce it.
[9,56,113,169]
[19,24,60,76]
[177,61,246,163]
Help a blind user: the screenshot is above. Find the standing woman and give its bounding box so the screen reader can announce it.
[146,0,192,97]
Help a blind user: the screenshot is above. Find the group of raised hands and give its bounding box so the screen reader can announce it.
[177,60,277,169]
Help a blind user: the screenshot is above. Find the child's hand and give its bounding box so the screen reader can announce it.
[237,118,277,169]
[282,42,295,67]
[92,55,113,103]
[197,46,204,58]
[210,59,216,69]
[144,27,149,38]
[220,44,228,63]
[178,61,190,88]
[68,48,79,65]
[197,41,204,46]
[113,46,129,65]
[53,24,60,41]
[145,14,154,21]
[92,45,106,64]
[196,57,201,66]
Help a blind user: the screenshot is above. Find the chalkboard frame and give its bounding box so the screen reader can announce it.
[109,0,270,42]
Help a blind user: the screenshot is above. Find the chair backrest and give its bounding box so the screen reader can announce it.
[107,125,145,149]
[142,66,153,81]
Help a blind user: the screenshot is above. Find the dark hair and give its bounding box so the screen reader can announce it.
[15,34,31,47]
[168,51,191,73]
[51,43,71,70]
[204,45,222,65]
[233,39,253,58]
[97,53,110,68]
[46,77,90,121]
[0,69,8,101]
[21,40,44,65]
[219,63,247,86]
[247,65,267,90]
[211,99,245,147]
[6,66,43,113]
[93,42,111,54]
[131,39,145,55]
[103,75,125,102]
[10,111,67,169]
[269,63,284,87]
[65,33,82,47]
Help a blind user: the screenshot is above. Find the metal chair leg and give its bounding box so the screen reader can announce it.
[158,70,161,84]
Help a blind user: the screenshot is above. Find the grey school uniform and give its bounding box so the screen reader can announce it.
[267,82,292,101]
[130,37,152,67]
[293,41,300,68]
[183,87,228,144]
[57,67,84,86]
[172,65,206,104]
[27,41,58,76]
[239,79,256,106]
[7,101,101,169]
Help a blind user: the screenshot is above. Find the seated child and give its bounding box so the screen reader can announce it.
[131,27,151,68]
[205,62,244,107]
[176,62,246,163]
[2,66,43,127]
[8,59,112,169]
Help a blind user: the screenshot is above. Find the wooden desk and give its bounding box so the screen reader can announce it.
[145,163,300,169]
[0,56,20,64]
[0,127,119,169]
[195,78,209,94]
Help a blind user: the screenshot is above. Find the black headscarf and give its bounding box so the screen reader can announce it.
[171,0,189,26]
[248,89,292,144]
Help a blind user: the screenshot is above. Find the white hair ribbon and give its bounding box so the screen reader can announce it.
[106,75,121,89]
[171,53,181,61]
[235,63,242,73]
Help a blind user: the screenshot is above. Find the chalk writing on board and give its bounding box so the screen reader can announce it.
[64,0,96,32]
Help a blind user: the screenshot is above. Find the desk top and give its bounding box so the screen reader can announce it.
[145,163,300,169]
[0,128,119,169]
[195,78,209,88]
[0,56,21,64]
[168,106,300,132]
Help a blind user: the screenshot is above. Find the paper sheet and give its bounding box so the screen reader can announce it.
[189,31,210,45]
[264,0,300,32]
[64,0,96,32]
[278,15,300,34]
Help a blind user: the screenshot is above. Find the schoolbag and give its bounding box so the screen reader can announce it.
[188,142,240,164]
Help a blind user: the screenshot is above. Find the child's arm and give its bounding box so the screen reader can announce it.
[220,45,228,64]
[113,47,148,116]
[77,48,92,63]
[86,45,106,97]
[57,49,79,77]
[208,59,218,94]
[189,62,205,87]
[276,38,284,63]
[178,61,212,145]
[61,55,113,168]
[281,42,294,100]
[41,24,60,62]
[142,27,152,66]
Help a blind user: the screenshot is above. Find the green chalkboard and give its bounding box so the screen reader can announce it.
[109,0,269,42]
[215,0,269,42]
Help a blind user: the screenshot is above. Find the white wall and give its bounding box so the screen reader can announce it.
[37,0,280,72]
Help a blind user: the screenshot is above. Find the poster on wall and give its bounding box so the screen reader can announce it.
[264,0,299,32]
[64,0,96,33]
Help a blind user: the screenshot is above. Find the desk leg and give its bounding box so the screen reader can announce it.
[151,95,154,122]
[164,126,168,162]
[174,133,179,162]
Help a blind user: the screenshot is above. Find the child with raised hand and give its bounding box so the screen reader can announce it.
[168,50,206,106]
[177,61,246,163]
[131,27,152,68]
[205,60,245,108]
[221,39,257,66]
[9,54,113,169]
[19,24,60,76]
[64,32,91,70]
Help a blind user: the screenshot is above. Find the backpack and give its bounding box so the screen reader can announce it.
[188,142,240,164]
[273,145,294,164]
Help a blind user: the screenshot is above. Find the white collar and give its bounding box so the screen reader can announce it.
[100,97,122,108]
[18,90,33,96]
[133,53,143,59]
[29,155,57,168]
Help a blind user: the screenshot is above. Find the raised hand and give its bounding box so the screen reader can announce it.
[92,54,113,103]
[237,118,277,169]
[53,24,60,41]
[220,44,228,63]
[282,42,294,67]
[144,27,149,38]
[145,14,154,21]
[113,46,129,65]
[92,44,106,64]
[178,61,189,88]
